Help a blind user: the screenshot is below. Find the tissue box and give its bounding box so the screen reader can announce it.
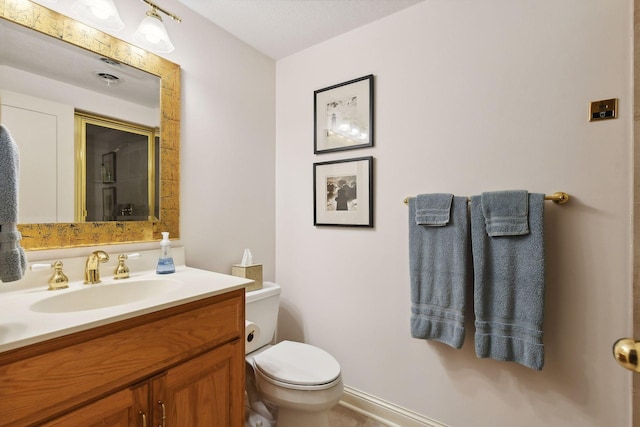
[232,264,263,291]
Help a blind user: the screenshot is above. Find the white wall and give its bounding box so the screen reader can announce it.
[164,2,276,277]
[24,0,276,279]
[1,89,73,223]
[275,1,633,426]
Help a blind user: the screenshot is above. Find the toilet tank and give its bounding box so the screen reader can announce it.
[245,282,281,354]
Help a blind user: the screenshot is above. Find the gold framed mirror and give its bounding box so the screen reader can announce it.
[0,0,180,250]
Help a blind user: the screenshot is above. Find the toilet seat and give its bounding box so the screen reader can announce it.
[253,341,341,391]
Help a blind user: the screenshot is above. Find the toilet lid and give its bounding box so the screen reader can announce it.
[253,341,341,387]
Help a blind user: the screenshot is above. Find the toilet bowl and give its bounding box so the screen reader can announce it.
[245,283,343,427]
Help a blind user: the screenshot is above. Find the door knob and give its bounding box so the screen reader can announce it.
[613,338,640,372]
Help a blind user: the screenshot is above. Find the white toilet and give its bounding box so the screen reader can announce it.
[245,282,343,427]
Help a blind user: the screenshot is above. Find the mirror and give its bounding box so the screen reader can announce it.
[74,112,158,222]
[0,0,180,250]
[1,15,160,225]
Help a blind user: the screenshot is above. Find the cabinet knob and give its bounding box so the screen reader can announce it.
[613,338,640,372]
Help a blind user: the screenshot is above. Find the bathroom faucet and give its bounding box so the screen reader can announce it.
[84,250,109,284]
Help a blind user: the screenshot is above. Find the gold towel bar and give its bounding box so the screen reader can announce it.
[403,191,570,205]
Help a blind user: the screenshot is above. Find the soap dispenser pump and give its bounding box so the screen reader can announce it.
[156,231,175,274]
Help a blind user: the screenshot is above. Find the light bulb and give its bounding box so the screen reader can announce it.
[71,0,124,31]
[142,23,163,43]
[133,9,175,53]
[91,0,111,20]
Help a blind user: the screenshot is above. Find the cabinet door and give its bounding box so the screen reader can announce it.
[152,340,244,427]
[41,383,149,427]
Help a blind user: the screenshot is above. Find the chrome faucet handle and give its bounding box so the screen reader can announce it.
[114,253,140,280]
[84,250,109,284]
[31,261,69,290]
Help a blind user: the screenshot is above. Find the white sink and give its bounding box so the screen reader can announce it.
[0,261,254,353]
[30,279,183,313]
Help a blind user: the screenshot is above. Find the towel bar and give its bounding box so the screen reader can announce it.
[403,191,570,205]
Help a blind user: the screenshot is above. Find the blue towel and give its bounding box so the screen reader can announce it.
[415,193,453,226]
[481,190,529,236]
[0,227,27,282]
[0,125,19,224]
[470,191,545,370]
[0,125,27,282]
[408,194,470,348]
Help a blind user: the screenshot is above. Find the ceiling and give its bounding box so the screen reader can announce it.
[176,0,425,60]
[0,0,425,108]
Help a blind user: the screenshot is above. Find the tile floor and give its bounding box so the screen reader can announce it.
[329,404,389,427]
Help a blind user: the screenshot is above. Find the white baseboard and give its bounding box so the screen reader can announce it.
[339,385,448,427]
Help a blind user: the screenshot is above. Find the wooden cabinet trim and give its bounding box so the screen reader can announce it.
[0,289,244,365]
[39,382,150,427]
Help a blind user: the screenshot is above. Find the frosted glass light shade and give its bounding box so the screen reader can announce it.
[133,12,175,53]
[71,0,124,31]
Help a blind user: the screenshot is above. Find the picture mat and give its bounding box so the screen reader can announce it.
[314,158,371,226]
[315,77,372,152]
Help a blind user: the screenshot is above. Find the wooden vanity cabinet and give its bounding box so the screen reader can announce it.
[40,384,149,427]
[42,341,242,427]
[152,340,240,426]
[0,288,246,427]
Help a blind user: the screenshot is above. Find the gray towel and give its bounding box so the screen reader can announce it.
[409,194,470,348]
[415,193,453,226]
[0,226,27,282]
[481,190,529,236]
[470,191,545,370]
[0,125,19,224]
[0,125,27,282]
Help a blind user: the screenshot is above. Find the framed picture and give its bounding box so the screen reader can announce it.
[314,74,374,154]
[102,187,116,221]
[313,156,373,227]
[102,151,116,183]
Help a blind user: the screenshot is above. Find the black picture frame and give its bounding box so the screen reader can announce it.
[313,156,373,227]
[102,151,116,183]
[314,75,374,154]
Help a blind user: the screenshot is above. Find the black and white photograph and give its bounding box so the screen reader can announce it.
[326,174,358,212]
[314,156,373,227]
[314,75,374,154]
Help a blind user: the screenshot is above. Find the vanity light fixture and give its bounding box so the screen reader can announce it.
[71,0,125,31]
[133,0,182,54]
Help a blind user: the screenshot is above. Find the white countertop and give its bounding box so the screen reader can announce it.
[0,260,252,353]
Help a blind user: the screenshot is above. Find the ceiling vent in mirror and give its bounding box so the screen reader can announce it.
[99,57,121,67]
[94,71,122,86]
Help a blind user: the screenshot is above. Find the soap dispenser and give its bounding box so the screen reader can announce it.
[156,232,175,274]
